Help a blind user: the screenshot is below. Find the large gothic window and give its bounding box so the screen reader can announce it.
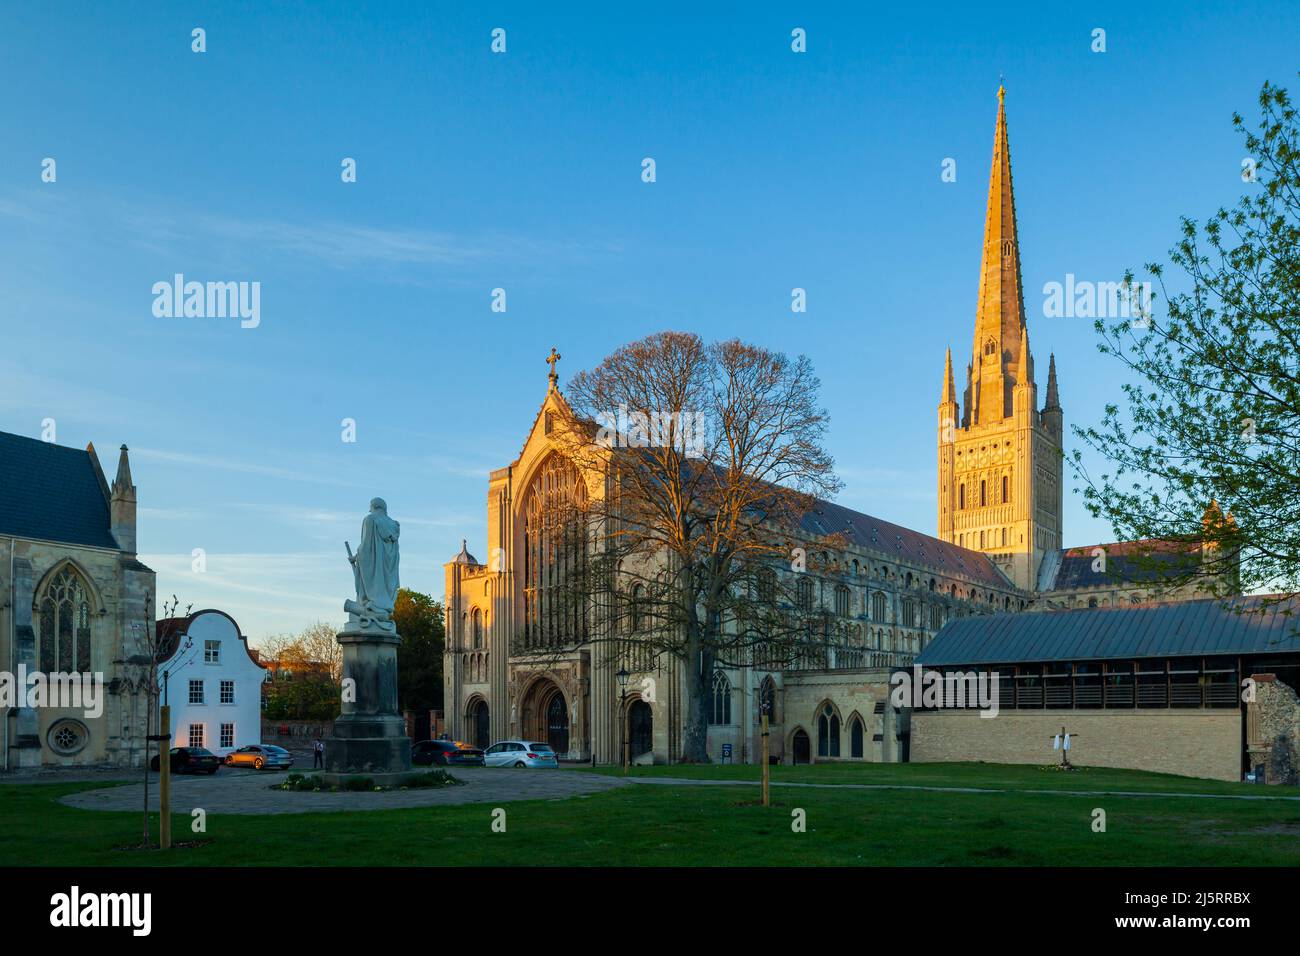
[523,456,589,648]
[709,671,732,725]
[37,566,93,673]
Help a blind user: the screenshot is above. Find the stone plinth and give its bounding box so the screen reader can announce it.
[322,626,415,785]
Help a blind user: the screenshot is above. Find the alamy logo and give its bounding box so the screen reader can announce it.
[0,666,102,718]
[889,665,1000,718]
[593,404,706,457]
[49,886,151,936]
[152,273,261,328]
[1042,274,1152,321]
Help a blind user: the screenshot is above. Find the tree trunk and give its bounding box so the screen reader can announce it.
[141,700,151,846]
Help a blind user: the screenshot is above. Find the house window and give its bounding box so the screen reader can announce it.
[220,680,234,705]
[817,704,840,757]
[205,640,221,664]
[35,566,93,674]
[220,723,234,749]
[188,680,204,705]
[709,672,732,725]
[188,724,205,748]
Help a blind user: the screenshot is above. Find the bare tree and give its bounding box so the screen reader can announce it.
[134,594,190,847]
[552,332,842,762]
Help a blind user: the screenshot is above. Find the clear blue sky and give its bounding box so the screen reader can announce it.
[2,2,1296,642]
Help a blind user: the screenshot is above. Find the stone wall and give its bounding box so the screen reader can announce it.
[910,708,1241,781]
[1247,674,1300,785]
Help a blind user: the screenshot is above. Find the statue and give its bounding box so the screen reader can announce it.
[323,496,413,783]
[344,497,400,633]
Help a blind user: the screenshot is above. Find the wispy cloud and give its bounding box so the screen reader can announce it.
[132,447,363,488]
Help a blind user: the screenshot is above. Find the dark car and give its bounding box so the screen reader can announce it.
[412,739,486,767]
[150,747,221,774]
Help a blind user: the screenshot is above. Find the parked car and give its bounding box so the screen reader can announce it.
[150,746,221,774]
[412,739,486,767]
[483,740,559,768]
[224,744,294,771]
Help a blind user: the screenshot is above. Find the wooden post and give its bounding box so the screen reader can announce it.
[159,704,171,850]
[761,713,770,807]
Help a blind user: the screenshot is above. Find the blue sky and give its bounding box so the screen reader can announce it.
[2,2,1296,642]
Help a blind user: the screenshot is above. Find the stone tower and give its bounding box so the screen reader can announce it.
[937,88,1063,590]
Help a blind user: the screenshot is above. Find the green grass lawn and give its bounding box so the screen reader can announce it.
[588,760,1275,795]
[3,763,1298,867]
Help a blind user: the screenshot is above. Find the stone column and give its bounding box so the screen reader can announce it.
[323,627,413,784]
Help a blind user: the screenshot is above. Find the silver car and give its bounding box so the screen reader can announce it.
[483,740,559,768]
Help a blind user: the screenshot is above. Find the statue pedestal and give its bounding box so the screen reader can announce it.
[321,625,416,786]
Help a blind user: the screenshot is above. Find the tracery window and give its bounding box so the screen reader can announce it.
[709,671,732,725]
[523,456,589,648]
[834,585,850,617]
[36,566,92,673]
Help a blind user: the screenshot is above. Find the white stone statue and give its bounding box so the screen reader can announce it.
[345,497,400,632]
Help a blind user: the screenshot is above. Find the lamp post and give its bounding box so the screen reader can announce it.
[616,667,630,774]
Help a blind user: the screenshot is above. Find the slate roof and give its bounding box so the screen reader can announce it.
[0,431,119,550]
[1037,538,1202,591]
[801,498,1010,588]
[917,596,1300,667]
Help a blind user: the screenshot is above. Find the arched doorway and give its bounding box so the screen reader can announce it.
[519,678,571,756]
[791,728,811,764]
[545,692,569,754]
[628,700,653,759]
[467,698,490,750]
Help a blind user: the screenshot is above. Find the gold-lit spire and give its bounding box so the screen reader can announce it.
[941,347,956,403]
[970,85,1028,424]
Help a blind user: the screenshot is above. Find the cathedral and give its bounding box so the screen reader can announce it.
[442,90,1229,767]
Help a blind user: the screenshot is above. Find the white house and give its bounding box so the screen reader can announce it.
[156,609,266,756]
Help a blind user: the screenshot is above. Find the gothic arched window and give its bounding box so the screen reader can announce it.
[522,456,589,648]
[834,585,850,617]
[37,566,93,673]
[849,715,865,758]
[472,608,483,649]
[817,703,840,757]
[709,671,732,725]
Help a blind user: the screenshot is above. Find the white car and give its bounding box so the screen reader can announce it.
[483,740,559,768]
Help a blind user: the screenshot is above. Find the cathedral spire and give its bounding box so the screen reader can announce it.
[941,347,956,403]
[1045,352,1060,408]
[971,86,1028,423]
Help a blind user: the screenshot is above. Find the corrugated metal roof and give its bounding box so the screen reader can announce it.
[917,596,1300,666]
[801,498,1011,588]
[0,431,119,549]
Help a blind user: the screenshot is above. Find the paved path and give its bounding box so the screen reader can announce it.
[623,776,1300,802]
[60,766,628,816]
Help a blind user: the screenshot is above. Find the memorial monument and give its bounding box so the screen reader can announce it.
[322,497,415,784]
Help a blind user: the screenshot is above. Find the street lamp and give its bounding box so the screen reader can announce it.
[616,667,630,774]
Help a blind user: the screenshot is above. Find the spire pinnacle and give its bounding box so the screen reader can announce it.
[970,86,1028,422]
[1045,352,1060,408]
[941,347,956,403]
[112,444,134,495]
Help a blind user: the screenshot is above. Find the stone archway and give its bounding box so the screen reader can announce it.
[519,677,569,756]
[465,697,490,750]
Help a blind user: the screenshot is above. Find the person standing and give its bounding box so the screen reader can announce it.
[313,737,324,769]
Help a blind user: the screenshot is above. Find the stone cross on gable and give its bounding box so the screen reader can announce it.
[546,347,562,386]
